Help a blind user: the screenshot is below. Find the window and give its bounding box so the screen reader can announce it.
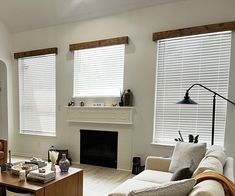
[153,31,232,146]
[18,54,56,136]
[73,44,125,97]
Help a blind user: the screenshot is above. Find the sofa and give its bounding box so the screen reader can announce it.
[109,143,234,196]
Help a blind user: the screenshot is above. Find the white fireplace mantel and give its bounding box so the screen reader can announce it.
[65,106,134,125]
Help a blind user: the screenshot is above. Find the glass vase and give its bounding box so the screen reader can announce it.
[59,154,70,172]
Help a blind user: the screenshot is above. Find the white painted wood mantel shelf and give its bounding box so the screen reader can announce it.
[65,106,134,125]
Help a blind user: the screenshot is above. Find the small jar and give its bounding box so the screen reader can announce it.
[59,154,70,172]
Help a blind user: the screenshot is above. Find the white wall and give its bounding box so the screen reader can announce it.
[11,0,235,170]
[0,21,13,147]
[0,61,8,139]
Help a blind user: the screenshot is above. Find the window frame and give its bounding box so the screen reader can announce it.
[16,50,57,137]
[70,37,128,98]
[152,31,232,146]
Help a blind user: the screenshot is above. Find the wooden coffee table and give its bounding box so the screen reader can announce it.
[0,165,83,196]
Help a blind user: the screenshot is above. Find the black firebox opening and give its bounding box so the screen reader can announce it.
[80,129,118,168]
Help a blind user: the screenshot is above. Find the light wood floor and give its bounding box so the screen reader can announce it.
[12,156,134,196]
[78,164,134,196]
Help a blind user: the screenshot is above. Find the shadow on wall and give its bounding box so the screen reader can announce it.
[0,60,8,140]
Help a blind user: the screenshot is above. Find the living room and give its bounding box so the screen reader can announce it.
[0,0,235,195]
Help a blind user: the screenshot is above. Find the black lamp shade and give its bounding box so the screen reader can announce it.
[177,92,198,104]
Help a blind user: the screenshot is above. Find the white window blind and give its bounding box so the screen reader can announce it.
[154,31,232,146]
[73,44,125,97]
[18,54,56,136]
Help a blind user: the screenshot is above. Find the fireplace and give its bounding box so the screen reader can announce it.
[80,129,118,168]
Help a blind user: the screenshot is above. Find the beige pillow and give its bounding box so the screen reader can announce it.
[169,142,206,173]
[192,156,223,177]
[127,179,196,196]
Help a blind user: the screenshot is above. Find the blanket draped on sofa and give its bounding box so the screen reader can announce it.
[194,171,235,196]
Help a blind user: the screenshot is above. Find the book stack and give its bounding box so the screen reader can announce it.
[27,169,56,183]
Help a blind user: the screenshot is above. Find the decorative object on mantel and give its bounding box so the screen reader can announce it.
[177,83,235,145]
[124,89,133,106]
[93,103,104,107]
[174,130,199,143]
[59,154,70,172]
[68,98,75,106]
[119,89,134,106]
[119,90,125,106]
[80,101,84,106]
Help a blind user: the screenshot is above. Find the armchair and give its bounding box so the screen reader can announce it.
[0,139,7,165]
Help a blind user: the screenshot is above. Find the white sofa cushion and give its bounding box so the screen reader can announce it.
[192,156,223,177]
[133,170,173,184]
[108,179,158,196]
[127,179,196,196]
[188,179,225,196]
[169,142,206,173]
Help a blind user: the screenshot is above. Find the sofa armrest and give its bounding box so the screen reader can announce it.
[223,157,234,182]
[145,156,171,172]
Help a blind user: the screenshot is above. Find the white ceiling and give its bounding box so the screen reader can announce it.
[0,0,185,33]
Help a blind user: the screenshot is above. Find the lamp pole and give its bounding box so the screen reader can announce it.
[178,83,235,145]
[212,94,216,145]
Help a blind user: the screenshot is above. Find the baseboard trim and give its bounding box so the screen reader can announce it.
[12,152,47,161]
[71,161,80,166]
[12,153,131,172]
[117,168,131,172]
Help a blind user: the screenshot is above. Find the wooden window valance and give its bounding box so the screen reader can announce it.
[69,36,129,51]
[152,21,235,41]
[14,47,58,59]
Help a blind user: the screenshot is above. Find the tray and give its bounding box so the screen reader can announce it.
[11,163,38,175]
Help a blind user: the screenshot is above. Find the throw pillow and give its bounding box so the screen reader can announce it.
[171,161,195,181]
[127,179,196,196]
[205,145,226,166]
[169,142,206,173]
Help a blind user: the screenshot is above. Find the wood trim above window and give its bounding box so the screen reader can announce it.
[69,36,129,51]
[153,21,235,41]
[14,47,58,59]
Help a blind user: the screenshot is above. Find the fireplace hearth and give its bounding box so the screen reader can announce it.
[80,129,118,168]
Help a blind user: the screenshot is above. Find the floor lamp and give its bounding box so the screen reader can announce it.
[177,83,235,145]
